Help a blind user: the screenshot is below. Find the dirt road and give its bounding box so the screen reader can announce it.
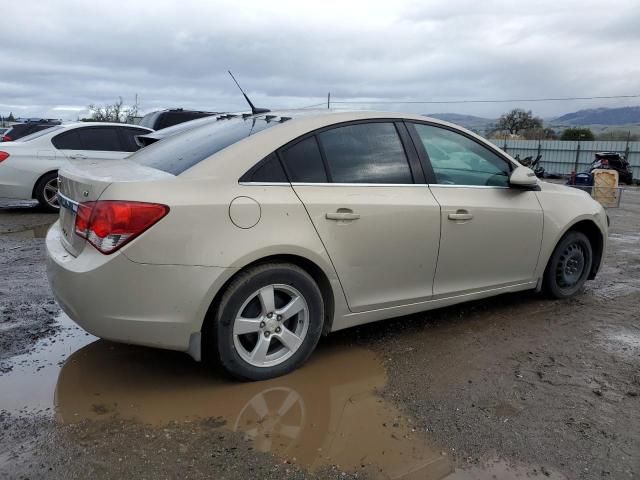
[1,190,638,479]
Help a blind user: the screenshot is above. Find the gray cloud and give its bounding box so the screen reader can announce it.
[1,0,639,120]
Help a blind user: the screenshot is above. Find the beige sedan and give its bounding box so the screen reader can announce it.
[46,111,608,380]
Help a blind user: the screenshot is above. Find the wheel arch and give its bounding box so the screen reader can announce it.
[549,218,605,280]
[31,169,59,198]
[202,253,336,340]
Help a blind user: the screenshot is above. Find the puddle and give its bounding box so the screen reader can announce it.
[0,314,564,479]
[1,223,52,239]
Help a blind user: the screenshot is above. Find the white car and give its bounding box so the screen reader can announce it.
[0,122,152,211]
[46,111,608,381]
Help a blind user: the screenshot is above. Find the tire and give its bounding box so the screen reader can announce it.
[34,172,60,213]
[205,263,324,381]
[543,231,593,299]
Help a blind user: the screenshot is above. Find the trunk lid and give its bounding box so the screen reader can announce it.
[57,160,174,256]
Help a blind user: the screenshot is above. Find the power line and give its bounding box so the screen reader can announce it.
[330,94,640,105]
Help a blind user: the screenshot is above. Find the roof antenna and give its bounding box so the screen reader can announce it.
[228,70,270,115]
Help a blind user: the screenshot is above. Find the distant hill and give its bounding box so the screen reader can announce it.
[553,106,640,125]
[426,113,494,133]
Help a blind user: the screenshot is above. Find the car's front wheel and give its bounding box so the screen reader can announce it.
[206,263,324,381]
[543,231,593,299]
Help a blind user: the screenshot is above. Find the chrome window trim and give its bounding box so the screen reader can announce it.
[427,184,511,189]
[239,182,290,186]
[239,181,511,189]
[291,182,421,187]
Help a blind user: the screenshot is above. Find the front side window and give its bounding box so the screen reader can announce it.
[412,123,511,187]
[317,122,413,184]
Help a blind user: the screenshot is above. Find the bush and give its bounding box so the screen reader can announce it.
[560,128,594,141]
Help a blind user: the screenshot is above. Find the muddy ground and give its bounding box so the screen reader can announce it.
[0,189,639,480]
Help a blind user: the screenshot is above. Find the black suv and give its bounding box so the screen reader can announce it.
[1,119,62,142]
[591,152,634,185]
[139,108,219,131]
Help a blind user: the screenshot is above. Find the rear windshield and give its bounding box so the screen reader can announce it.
[16,125,64,142]
[130,117,279,175]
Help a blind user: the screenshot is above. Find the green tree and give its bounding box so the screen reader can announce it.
[560,128,594,141]
[496,108,543,135]
[7,112,15,122]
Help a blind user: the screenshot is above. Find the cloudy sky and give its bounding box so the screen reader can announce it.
[1,0,639,120]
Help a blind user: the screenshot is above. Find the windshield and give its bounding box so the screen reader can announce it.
[130,116,279,175]
[16,125,64,142]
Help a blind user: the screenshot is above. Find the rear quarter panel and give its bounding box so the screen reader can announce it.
[100,178,348,324]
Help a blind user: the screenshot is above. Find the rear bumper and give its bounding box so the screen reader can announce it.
[46,222,230,356]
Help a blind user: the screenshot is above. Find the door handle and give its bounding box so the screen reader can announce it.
[448,210,473,221]
[326,210,360,221]
[68,154,87,160]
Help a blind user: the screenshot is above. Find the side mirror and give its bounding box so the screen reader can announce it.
[510,165,539,189]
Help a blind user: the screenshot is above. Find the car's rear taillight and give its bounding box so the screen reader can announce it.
[74,200,169,254]
[0,151,9,163]
[2,136,11,142]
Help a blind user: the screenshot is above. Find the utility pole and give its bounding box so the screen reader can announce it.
[624,130,631,159]
[574,133,584,173]
[327,92,331,109]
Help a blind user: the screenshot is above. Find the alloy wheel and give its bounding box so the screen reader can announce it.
[43,177,60,209]
[233,284,309,368]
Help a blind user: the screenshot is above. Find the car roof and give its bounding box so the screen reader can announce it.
[179,109,501,179]
[57,122,151,129]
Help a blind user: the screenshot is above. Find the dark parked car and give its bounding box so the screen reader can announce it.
[1,120,62,142]
[139,108,220,131]
[590,152,634,185]
[135,112,244,147]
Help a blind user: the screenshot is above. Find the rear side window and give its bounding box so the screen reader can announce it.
[280,136,328,183]
[77,127,122,151]
[53,127,123,151]
[155,112,212,130]
[317,123,413,184]
[52,130,82,149]
[139,111,160,129]
[130,117,278,175]
[242,153,288,182]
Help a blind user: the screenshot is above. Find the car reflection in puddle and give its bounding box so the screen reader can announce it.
[54,332,453,478]
[1,314,565,479]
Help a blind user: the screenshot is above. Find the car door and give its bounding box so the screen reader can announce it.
[281,121,441,313]
[407,122,543,297]
[53,126,129,161]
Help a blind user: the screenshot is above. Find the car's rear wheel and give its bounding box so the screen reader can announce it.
[35,172,60,212]
[543,231,593,299]
[206,263,324,381]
